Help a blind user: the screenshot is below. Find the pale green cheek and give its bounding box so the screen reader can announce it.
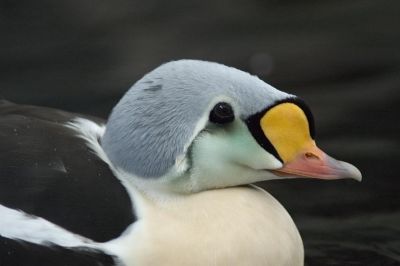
[188,121,283,191]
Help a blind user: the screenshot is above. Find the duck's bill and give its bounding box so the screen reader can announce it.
[271,145,362,181]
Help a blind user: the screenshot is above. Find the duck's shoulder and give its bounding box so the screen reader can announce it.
[0,101,135,242]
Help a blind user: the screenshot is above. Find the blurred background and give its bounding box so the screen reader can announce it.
[1,0,399,265]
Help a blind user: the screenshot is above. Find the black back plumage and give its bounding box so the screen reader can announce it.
[0,236,117,266]
[0,100,135,242]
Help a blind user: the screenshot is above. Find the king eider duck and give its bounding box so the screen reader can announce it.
[0,60,361,266]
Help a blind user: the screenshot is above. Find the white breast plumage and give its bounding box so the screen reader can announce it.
[103,186,303,266]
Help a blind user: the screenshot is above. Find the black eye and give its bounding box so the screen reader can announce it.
[209,102,235,124]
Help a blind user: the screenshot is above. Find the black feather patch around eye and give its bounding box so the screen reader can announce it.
[209,102,235,124]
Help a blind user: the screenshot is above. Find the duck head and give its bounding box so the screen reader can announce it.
[101,60,361,193]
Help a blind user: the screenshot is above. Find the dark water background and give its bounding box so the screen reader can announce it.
[1,0,399,265]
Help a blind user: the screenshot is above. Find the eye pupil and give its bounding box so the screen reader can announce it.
[209,102,234,124]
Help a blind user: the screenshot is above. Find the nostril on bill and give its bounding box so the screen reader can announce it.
[305,152,320,160]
